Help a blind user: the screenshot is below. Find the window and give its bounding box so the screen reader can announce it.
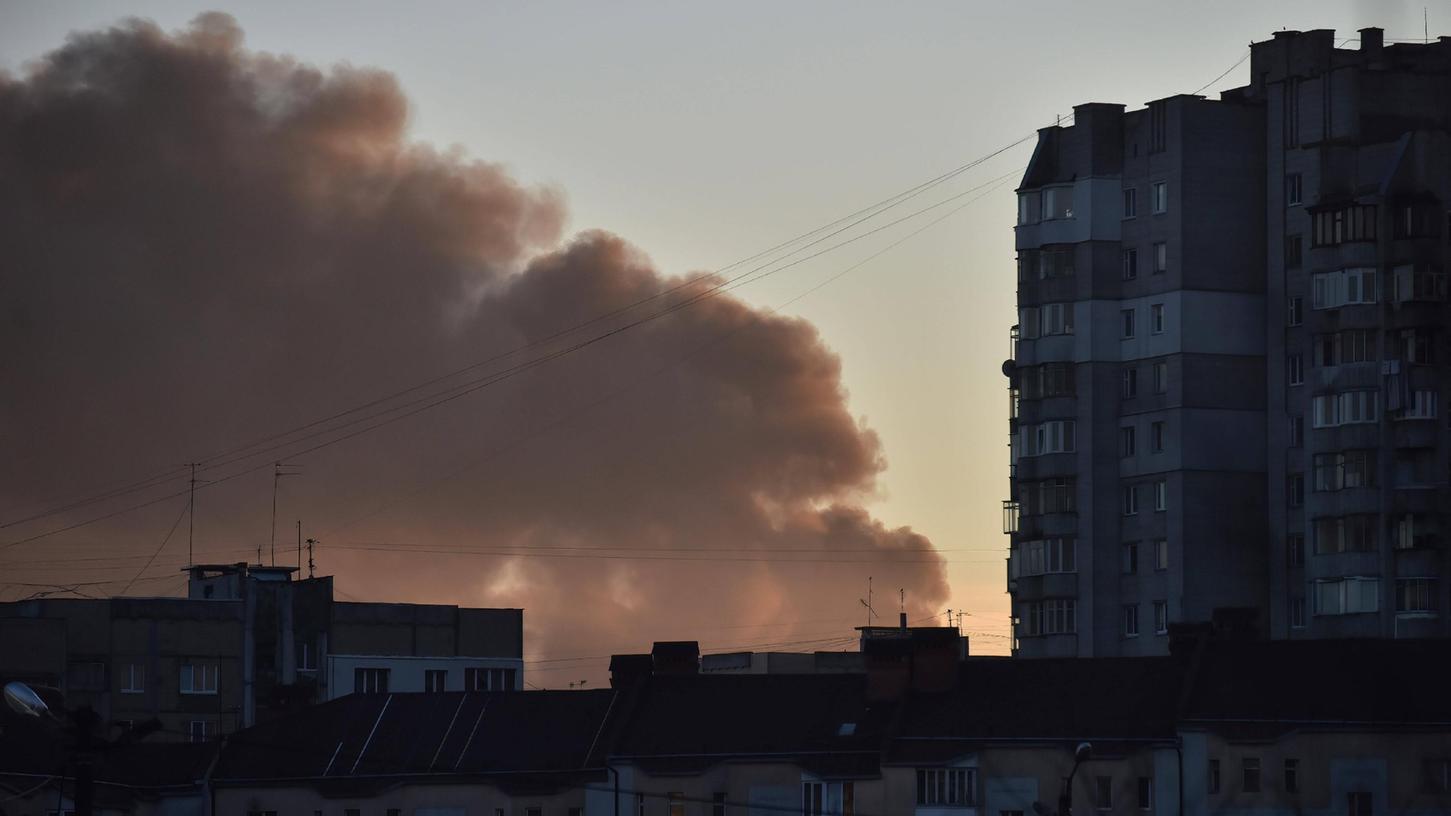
[1024,420,1076,456]
[299,641,315,671]
[638,794,646,816]
[1208,760,1221,794]
[1313,515,1377,554]
[1151,182,1168,214]
[1314,577,1380,615]
[1242,758,1261,793]
[1311,390,1378,428]
[1312,204,1377,247]
[465,667,518,691]
[1021,363,1075,399]
[424,669,447,693]
[1396,578,1438,613]
[120,662,144,694]
[1018,539,1076,576]
[1153,362,1168,394]
[1311,268,1377,308]
[1018,192,1040,225]
[1042,186,1074,220]
[1122,367,1138,399]
[188,719,211,743]
[1284,759,1299,794]
[1315,329,1375,366]
[1394,513,1438,549]
[1347,792,1372,816]
[1150,421,1165,453]
[1021,600,1077,636]
[1123,485,1139,516]
[1121,426,1136,457]
[1137,777,1152,810]
[1150,303,1164,334]
[1154,480,1167,512]
[1122,248,1139,280]
[1149,101,1167,152]
[1313,450,1375,491]
[1153,600,1168,634]
[180,663,218,695]
[1397,327,1435,364]
[1037,248,1075,279]
[354,667,389,694]
[1427,759,1451,794]
[1287,473,1304,507]
[1095,776,1113,810]
[67,661,105,692]
[1286,173,1302,206]
[1290,596,1306,628]
[712,792,727,816]
[1392,264,1448,303]
[1123,605,1139,637]
[1154,539,1169,571]
[916,768,976,806]
[1288,415,1303,447]
[1287,295,1304,326]
[1285,235,1303,269]
[1287,353,1303,385]
[1287,534,1305,567]
[1153,242,1167,274]
[668,792,685,816]
[1285,77,1300,145]
[1024,302,1074,337]
[1123,188,1137,219]
[1123,542,1139,575]
[1122,308,1136,339]
[1399,389,1438,420]
[1020,477,1076,516]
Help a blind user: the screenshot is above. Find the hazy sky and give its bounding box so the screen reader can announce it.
[1,1,1440,671]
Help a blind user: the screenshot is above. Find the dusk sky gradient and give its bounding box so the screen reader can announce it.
[0,0,1439,678]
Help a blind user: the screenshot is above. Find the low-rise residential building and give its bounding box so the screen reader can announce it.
[0,563,523,741]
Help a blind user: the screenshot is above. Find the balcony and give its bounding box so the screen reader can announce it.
[1002,500,1019,535]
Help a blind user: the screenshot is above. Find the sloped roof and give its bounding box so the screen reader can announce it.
[888,656,1184,763]
[214,690,616,783]
[610,673,886,774]
[1180,638,1451,726]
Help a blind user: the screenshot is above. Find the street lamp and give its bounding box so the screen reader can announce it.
[4,680,159,816]
[1057,742,1093,816]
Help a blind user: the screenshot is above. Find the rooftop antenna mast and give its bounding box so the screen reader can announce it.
[268,462,301,566]
[306,538,317,579]
[185,462,201,566]
[859,577,877,627]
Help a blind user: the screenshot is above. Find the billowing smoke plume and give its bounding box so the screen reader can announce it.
[0,14,948,676]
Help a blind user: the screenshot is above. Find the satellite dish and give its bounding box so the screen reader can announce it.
[3,681,50,718]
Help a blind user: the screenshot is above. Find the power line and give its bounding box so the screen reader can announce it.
[116,499,189,596]
[0,123,1050,545]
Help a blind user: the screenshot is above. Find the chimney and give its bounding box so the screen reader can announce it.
[608,653,652,688]
[898,612,908,630]
[1359,27,1384,56]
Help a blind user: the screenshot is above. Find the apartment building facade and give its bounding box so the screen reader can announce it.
[1006,27,1451,656]
[0,563,523,741]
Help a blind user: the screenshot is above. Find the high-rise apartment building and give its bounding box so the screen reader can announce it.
[1005,28,1451,656]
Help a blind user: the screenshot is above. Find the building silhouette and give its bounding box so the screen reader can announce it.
[1006,27,1451,656]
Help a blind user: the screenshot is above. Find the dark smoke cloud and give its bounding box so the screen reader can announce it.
[0,14,948,674]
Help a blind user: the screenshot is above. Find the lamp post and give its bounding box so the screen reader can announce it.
[1057,742,1093,816]
[4,681,159,816]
